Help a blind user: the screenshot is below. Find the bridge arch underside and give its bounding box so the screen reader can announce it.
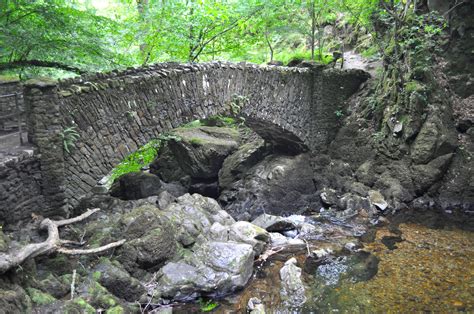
[57,63,313,209]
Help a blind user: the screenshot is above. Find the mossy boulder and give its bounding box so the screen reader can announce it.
[33,272,69,299]
[94,259,145,302]
[75,279,122,310]
[26,287,56,306]
[0,279,32,313]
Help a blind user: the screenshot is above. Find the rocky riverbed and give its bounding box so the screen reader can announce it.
[0,119,472,313]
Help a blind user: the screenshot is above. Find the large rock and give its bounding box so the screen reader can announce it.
[152,127,240,181]
[219,153,318,220]
[117,205,178,275]
[280,258,306,307]
[162,193,235,247]
[219,138,268,190]
[154,241,255,301]
[110,172,162,200]
[411,153,454,194]
[94,260,145,302]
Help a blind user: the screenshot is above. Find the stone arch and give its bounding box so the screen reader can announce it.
[23,62,368,214]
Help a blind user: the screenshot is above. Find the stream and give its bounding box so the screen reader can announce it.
[166,212,474,313]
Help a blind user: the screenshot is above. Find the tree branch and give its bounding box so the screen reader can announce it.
[0,60,87,74]
[0,208,126,274]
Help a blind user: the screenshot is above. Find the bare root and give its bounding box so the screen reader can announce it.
[0,208,126,274]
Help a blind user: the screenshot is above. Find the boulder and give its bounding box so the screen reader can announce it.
[150,143,187,182]
[411,153,454,194]
[368,190,388,211]
[117,205,178,275]
[220,153,318,220]
[94,260,145,302]
[248,297,266,314]
[280,258,306,307]
[219,138,268,190]
[162,194,235,247]
[154,241,255,301]
[228,221,270,255]
[153,127,240,181]
[251,214,297,232]
[110,172,162,200]
[320,188,339,207]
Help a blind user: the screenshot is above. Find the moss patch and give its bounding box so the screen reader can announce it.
[26,288,56,306]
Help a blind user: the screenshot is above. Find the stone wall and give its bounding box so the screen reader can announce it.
[0,152,44,227]
[21,62,368,217]
[0,80,23,131]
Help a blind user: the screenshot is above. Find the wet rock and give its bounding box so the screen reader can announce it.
[154,241,254,301]
[307,248,333,268]
[381,236,403,250]
[280,258,306,307]
[219,138,268,190]
[248,297,265,314]
[251,214,297,232]
[368,190,388,211]
[220,153,318,220]
[110,172,162,200]
[320,188,339,206]
[269,232,305,247]
[337,193,375,215]
[94,259,145,302]
[229,221,270,255]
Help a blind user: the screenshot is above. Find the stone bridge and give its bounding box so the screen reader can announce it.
[1,62,368,225]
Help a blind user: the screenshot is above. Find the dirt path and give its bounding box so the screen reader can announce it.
[0,132,33,163]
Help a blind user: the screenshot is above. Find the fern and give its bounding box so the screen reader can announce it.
[60,127,80,154]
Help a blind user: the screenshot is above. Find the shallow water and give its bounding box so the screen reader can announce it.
[169,221,474,313]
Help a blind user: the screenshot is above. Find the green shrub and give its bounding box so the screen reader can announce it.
[108,133,180,184]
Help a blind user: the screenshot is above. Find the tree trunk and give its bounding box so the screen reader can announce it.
[310,0,316,60]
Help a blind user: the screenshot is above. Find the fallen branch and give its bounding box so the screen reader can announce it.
[0,208,126,274]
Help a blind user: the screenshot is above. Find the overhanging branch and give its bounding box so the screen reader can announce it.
[0,60,87,74]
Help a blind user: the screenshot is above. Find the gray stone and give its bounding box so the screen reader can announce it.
[94,260,145,302]
[320,188,339,206]
[154,241,255,301]
[219,138,268,190]
[368,190,388,211]
[251,214,297,232]
[220,153,318,220]
[110,172,162,200]
[228,221,270,255]
[163,126,240,180]
[248,297,266,314]
[280,258,306,307]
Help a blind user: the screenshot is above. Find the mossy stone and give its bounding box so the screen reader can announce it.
[26,287,56,306]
